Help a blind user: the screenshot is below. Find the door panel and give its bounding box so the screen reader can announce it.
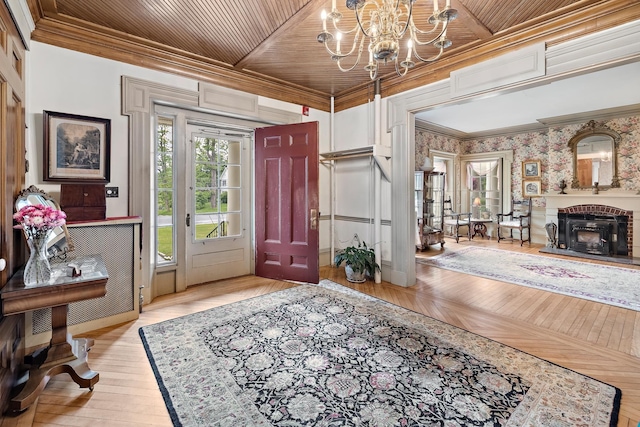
[255,122,319,283]
[185,125,251,286]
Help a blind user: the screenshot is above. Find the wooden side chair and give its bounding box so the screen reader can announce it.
[442,199,471,243]
[497,198,532,246]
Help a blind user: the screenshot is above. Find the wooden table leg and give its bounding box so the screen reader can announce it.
[9,304,99,412]
[472,222,487,239]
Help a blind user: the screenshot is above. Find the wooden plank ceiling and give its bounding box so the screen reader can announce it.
[26,0,640,111]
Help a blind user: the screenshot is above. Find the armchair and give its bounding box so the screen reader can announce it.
[497,198,532,246]
[442,199,471,243]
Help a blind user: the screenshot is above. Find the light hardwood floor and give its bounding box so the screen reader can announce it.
[1,238,639,426]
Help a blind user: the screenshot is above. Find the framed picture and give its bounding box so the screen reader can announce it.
[43,110,111,183]
[523,180,542,197]
[522,159,541,178]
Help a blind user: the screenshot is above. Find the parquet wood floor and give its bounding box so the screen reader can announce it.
[1,239,638,426]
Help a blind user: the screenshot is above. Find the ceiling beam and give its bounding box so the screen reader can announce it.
[235,0,328,70]
[450,0,493,40]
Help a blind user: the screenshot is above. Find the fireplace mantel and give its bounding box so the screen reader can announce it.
[545,190,640,257]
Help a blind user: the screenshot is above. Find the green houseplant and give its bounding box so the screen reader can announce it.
[334,240,380,283]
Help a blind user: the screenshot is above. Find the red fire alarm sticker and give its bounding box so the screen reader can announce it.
[302,105,310,116]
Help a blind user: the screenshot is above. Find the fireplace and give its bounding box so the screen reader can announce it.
[557,210,629,257]
[545,193,639,261]
[566,218,615,255]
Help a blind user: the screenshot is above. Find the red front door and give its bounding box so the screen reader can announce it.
[255,122,319,283]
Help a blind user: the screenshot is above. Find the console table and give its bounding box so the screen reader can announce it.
[0,254,108,411]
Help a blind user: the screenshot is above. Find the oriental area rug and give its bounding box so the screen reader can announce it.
[139,281,620,426]
[418,246,640,311]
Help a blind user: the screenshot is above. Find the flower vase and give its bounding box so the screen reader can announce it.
[23,232,52,286]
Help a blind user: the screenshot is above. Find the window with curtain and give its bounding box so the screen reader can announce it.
[467,160,502,219]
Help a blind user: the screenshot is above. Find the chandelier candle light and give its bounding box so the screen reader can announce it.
[13,204,66,286]
[318,0,458,79]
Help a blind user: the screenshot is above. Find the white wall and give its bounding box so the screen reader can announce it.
[25,41,335,283]
[332,101,393,263]
[26,42,200,213]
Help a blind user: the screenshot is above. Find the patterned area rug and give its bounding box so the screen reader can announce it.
[139,281,620,426]
[418,246,640,311]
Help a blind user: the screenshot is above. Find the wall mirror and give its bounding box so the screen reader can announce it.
[568,120,620,189]
[15,185,74,259]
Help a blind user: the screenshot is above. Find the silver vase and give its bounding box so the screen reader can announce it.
[23,231,52,286]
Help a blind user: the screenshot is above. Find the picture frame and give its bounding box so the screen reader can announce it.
[43,110,111,183]
[522,159,541,178]
[523,180,542,197]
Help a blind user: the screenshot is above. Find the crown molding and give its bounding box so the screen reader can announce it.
[30,19,332,112]
[417,103,640,140]
[538,103,640,127]
[416,118,549,140]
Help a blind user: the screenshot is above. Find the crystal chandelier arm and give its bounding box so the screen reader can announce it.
[336,56,364,72]
[410,21,448,46]
[323,30,362,59]
[410,19,442,37]
[411,43,445,63]
[335,37,368,72]
[395,58,410,77]
[355,4,372,38]
[369,61,378,80]
[330,19,361,35]
[392,1,413,39]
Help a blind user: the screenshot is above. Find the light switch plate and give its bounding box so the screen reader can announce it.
[105,187,119,197]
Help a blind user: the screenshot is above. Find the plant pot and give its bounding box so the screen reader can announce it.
[345,264,366,283]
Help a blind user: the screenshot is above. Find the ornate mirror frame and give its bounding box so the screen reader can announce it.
[568,120,621,189]
[15,185,74,260]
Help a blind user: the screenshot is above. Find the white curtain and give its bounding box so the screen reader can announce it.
[467,160,498,188]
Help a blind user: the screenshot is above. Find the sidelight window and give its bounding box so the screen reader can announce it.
[156,116,176,264]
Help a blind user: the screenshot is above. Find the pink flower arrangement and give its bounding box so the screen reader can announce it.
[13,204,66,239]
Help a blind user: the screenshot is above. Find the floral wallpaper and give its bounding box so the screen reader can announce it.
[415,115,640,208]
[414,130,461,169]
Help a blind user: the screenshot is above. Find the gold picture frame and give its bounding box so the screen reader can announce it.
[523,180,542,197]
[522,160,540,178]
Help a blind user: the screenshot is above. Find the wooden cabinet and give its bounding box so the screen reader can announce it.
[60,184,106,221]
[0,314,23,414]
[415,171,445,250]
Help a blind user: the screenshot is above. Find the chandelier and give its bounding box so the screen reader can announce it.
[317,0,458,80]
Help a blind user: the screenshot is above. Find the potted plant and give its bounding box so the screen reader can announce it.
[334,240,380,283]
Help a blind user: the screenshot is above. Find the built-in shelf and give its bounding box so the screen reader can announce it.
[320,145,392,180]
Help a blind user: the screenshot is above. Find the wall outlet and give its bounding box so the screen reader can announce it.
[105,187,119,198]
